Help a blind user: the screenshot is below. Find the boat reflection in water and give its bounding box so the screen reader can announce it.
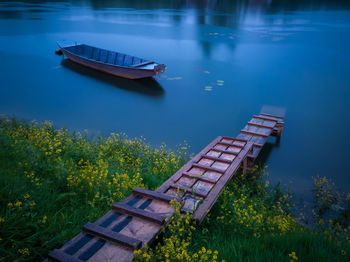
[60,59,165,97]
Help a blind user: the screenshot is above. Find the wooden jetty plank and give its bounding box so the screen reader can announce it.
[182,171,218,184]
[64,235,105,261]
[181,194,203,212]
[200,154,233,164]
[253,115,278,122]
[86,242,134,262]
[247,121,274,129]
[260,113,284,119]
[192,180,214,196]
[217,141,243,147]
[133,187,181,203]
[192,141,254,223]
[83,222,142,249]
[177,176,197,187]
[191,163,227,173]
[210,148,240,155]
[48,249,84,262]
[116,216,162,244]
[169,183,208,198]
[112,203,167,225]
[240,129,269,138]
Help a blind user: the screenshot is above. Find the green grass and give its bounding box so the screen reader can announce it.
[0,117,349,261]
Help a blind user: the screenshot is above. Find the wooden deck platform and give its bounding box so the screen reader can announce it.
[46,113,284,262]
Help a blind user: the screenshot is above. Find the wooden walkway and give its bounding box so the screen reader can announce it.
[47,113,284,262]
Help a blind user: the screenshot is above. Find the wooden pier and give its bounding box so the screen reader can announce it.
[46,113,284,262]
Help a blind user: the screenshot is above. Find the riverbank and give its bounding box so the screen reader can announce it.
[0,117,349,261]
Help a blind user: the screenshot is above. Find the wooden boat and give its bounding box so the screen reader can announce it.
[56,41,166,79]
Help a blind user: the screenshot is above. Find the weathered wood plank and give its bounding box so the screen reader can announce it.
[48,249,83,262]
[112,203,167,225]
[200,154,232,164]
[83,222,142,249]
[253,115,278,122]
[240,129,269,138]
[260,113,284,120]
[133,188,181,203]
[216,141,241,147]
[191,163,226,173]
[210,148,239,155]
[247,121,274,129]
[169,183,208,198]
[182,171,217,184]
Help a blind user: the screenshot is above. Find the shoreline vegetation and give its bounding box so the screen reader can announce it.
[0,117,349,261]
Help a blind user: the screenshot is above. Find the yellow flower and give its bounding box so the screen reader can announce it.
[17,248,30,256]
[14,201,22,208]
[23,193,30,199]
[42,216,47,224]
[8,202,13,208]
[0,217,4,223]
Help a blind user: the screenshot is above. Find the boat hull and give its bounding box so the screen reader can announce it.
[61,49,164,79]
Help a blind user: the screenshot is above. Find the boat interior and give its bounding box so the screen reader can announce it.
[64,44,154,68]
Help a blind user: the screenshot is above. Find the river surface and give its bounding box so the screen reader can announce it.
[1,0,350,196]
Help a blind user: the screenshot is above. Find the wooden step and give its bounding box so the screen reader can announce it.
[217,141,243,147]
[182,171,217,184]
[200,154,233,164]
[48,249,83,262]
[192,163,226,174]
[222,137,248,144]
[237,138,264,148]
[260,113,284,120]
[169,183,207,198]
[240,130,269,138]
[253,115,278,122]
[247,121,274,129]
[83,222,142,249]
[210,148,240,155]
[112,203,166,225]
[133,187,181,203]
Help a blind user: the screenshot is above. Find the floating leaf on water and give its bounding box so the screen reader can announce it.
[51,65,61,70]
[203,71,210,74]
[167,76,182,80]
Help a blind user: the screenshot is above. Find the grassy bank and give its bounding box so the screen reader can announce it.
[0,117,349,261]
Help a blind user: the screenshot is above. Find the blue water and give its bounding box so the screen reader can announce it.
[0,0,350,195]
